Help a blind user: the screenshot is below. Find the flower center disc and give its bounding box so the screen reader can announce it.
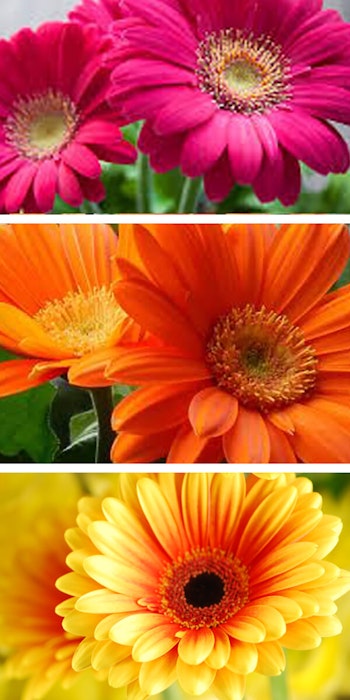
[160,548,249,629]
[5,90,78,159]
[197,29,290,113]
[206,304,317,412]
[34,287,126,355]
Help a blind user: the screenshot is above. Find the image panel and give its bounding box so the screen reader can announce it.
[1,472,350,700]
[0,1,349,213]
[0,221,350,464]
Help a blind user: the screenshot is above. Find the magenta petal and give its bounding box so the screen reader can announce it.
[62,143,101,178]
[139,123,184,172]
[4,161,37,212]
[75,119,122,145]
[153,88,217,135]
[180,110,229,176]
[33,159,58,212]
[57,161,83,207]
[80,175,105,202]
[204,150,234,201]
[278,149,301,206]
[227,114,263,184]
[270,109,350,174]
[252,147,284,203]
[292,84,350,125]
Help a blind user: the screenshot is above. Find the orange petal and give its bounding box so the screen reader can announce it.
[0,303,71,359]
[136,476,190,559]
[111,428,175,463]
[112,382,200,433]
[223,407,270,463]
[107,346,211,385]
[115,278,203,355]
[300,284,350,339]
[68,346,126,387]
[226,223,275,306]
[262,223,350,323]
[167,423,213,463]
[189,386,238,438]
[181,473,210,548]
[265,421,297,463]
[0,359,48,397]
[285,401,350,462]
[209,474,246,550]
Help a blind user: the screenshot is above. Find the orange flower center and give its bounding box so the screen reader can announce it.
[206,304,317,411]
[34,287,126,355]
[160,547,249,629]
[5,90,78,159]
[196,29,290,113]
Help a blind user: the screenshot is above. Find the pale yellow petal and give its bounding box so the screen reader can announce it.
[139,652,178,694]
[255,641,286,675]
[227,641,258,674]
[206,629,231,670]
[109,613,168,646]
[176,657,216,695]
[108,658,140,687]
[132,625,179,662]
[210,667,246,700]
[178,628,215,665]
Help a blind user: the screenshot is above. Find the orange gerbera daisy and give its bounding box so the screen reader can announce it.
[56,473,350,700]
[0,223,141,397]
[99,222,350,463]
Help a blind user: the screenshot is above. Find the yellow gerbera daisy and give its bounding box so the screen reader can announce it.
[0,474,120,700]
[57,473,350,700]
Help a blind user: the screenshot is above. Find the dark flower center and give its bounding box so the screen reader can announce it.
[184,571,225,608]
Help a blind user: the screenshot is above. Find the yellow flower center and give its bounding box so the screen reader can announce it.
[34,287,126,356]
[206,304,317,411]
[197,29,290,113]
[5,90,78,159]
[160,547,249,629]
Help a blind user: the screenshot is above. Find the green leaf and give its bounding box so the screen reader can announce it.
[57,409,97,463]
[0,382,58,463]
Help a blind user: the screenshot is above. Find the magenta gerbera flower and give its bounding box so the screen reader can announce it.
[109,0,350,205]
[0,21,136,213]
[69,0,122,32]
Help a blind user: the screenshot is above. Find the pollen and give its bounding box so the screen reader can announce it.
[160,547,249,629]
[5,89,78,160]
[206,304,317,412]
[196,29,290,113]
[34,287,126,356]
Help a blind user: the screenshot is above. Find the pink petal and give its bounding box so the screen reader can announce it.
[204,150,234,202]
[227,114,263,184]
[4,161,37,212]
[33,159,58,212]
[62,142,101,178]
[181,110,229,177]
[153,88,217,136]
[57,161,83,207]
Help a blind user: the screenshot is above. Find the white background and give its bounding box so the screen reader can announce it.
[0,0,349,36]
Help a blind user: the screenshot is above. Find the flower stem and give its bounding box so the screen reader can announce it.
[177,176,202,213]
[136,150,153,212]
[270,671,289,700]
[89,387,114,463]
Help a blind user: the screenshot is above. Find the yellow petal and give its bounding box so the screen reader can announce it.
[227,642,258,674]
[211,667,246,700]
[110,613,168,646]
[132,625,179,662]
[256,641,286,675]
[206,629,231,670]
[139,652,177,694]
[178,628,215,665]
[108,658,140,687]
[176,657,216,695]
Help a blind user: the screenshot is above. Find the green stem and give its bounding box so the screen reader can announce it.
[89,387,114,463]
[136,151,153,212]
[79,201,103,214]
[177,176,202,213]
[270,670,289,700]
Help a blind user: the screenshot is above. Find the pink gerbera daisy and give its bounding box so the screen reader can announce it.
[0,21,136,213]
[109,0,350,205]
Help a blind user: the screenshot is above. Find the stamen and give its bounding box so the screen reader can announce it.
[206,304,317,412]
[160,547,249,629]
[34,287,126,356]
[197,29,291,113]
[5,90,78,160]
